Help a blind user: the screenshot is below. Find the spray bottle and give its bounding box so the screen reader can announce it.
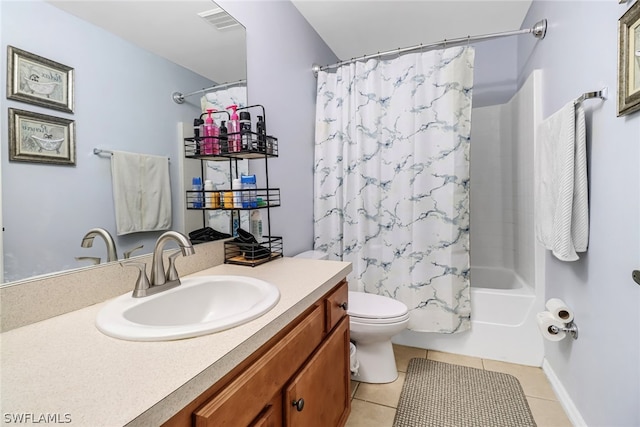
[226,105,241,152]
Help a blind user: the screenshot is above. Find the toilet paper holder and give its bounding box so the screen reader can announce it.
[548,321,579,340]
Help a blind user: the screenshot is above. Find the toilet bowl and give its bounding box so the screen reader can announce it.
[293,250,409,384]
[348,291,409,383]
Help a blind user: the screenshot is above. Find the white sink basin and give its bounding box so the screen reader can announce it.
[96,275,280,341]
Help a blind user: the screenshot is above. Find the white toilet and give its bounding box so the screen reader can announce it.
[348,291,409,383]
[293,250,410,384]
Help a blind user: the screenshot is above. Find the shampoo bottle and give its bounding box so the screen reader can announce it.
[226,105,241,152]
[219,121,228,154]
[204,180,214,208]
[239,110,252,151]
[193,117,204,155]
[256,116,266,152]
[232,178,242,208]
[250,210,263,241]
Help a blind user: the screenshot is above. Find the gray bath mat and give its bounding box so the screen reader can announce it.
[393,358,536,427]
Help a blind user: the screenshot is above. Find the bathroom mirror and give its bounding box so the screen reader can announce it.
[0,0,247,284]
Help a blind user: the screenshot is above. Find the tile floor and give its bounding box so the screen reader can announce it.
[345,345,573,427]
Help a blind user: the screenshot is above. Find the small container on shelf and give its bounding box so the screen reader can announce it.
[241,174,257,208]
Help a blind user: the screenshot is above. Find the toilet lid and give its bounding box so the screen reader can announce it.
[348,291,408,319]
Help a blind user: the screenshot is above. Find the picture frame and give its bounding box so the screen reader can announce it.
[6,46,74,113]
[618,1,640,116]
[8,108,76,166]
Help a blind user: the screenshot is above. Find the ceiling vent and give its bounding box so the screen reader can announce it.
[197,8,241,31]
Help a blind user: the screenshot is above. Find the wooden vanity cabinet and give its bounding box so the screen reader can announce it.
[162,280,350,427]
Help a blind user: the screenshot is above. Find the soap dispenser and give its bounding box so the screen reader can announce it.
[226,105,241,152]
[202,109,220,155]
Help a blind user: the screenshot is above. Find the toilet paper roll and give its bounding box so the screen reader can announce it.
[546,298,574,322]
[536,311,566,342]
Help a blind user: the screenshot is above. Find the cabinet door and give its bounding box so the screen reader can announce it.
[194,305,324,427]
[284,316,350,427]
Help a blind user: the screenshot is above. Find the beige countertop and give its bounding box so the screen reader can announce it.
[0,257,351,427]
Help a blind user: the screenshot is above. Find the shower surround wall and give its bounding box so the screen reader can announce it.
[395,71,545,366]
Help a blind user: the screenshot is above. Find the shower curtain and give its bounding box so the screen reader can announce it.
[314,47,474,333]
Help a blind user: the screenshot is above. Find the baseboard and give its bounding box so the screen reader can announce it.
[542,358,588,427]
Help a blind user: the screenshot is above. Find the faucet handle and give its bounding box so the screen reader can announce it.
[166,250,182,282]
[120,261,151,298]
[123,244,144,259]
[75,256,101,265]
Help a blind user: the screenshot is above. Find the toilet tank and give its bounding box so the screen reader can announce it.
[294,250,328,260]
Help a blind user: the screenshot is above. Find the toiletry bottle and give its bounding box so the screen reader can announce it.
[250,210,263,241]
[226,105,241,152]
[203,109,219,155]
[193,117,204,155]
[219,120,228,154]
[191,177,203,208]
[241,174,257,208]
[256,115,267,152]
[232,177,242,208]
[232,211,240,237]
[239,110,252,151]
[204,180,214,208]
[223,191,234,209]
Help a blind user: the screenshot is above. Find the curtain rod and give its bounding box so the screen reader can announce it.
[172,79,247,104]
[312,19,547,76]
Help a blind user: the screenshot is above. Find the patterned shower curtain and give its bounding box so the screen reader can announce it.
[314,47,474,333]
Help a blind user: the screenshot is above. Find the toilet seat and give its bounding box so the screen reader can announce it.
[348,291,409,323]
[350,313,410,325]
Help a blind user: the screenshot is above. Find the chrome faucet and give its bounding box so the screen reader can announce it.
[123,231,195,298]
[80,228,118,262]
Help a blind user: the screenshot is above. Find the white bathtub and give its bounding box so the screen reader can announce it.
[395,266,545,366]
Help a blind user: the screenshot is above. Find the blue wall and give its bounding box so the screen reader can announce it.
[1,1,213,281]
[217,0,338,258]
[519,2,640,426]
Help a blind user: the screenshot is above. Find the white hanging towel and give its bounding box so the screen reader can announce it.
[534,101,589,261]
[110,151,172,235]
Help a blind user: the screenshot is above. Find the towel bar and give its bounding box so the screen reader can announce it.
[575,87,607,104]
[93,148,170,162]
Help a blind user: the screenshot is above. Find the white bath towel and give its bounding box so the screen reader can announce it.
[110,151,172,235]
[534,101,589,261]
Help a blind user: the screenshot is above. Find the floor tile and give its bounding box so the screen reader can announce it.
[350,380,359,399]
[393,344,427,372]
[354,372,405,408]
[426,350,484,369]
[345,399,397,427]
[483,359,557,400]
[527,397,573,427]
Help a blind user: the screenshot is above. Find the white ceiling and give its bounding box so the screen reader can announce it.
[291,0,532,64]
[47,0,246,84]
[46,1,532,82]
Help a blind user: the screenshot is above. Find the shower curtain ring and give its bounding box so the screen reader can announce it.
[467,35,471,46]
[443,38,447,48]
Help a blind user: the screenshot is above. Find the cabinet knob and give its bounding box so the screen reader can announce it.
[338,301,348,311]
[292,398,305,412]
